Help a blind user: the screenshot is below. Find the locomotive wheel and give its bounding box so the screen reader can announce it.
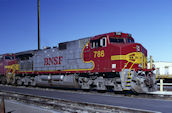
[16,79,23,86]
[1,77,7,85]
[30,80,36,87]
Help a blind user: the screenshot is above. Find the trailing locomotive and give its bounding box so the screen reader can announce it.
[0,32,157,93]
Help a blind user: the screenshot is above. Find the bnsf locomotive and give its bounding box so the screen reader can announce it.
[0,32,157,93]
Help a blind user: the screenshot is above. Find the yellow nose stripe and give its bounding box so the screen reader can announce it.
[111,52,146,65]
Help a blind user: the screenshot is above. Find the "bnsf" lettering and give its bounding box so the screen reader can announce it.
[44,56,63,65]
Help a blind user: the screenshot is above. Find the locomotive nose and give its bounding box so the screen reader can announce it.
[135,44,147,56]
[133,43,147,69]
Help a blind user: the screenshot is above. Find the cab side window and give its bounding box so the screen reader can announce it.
[100,37,106,47]
[91,39,100,48]
[5,56,14,60]
[91,37,106,48]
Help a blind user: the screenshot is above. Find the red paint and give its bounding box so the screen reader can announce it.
[12,32,151,75]
[44,56,63,66]
[0,54,17,75]
[82,32,148,73]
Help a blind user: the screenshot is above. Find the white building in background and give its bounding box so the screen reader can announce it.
[152,61,172,75]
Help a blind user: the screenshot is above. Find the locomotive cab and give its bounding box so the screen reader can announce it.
[88,32,156,93]
[0,54,16,61]
[0,54,17,84]
[0,54,16,74]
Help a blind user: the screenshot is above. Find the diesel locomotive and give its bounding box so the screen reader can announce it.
[0,32,157,93]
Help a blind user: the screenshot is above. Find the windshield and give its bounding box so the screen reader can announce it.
[127,38,134,43]
[110,37,125,43]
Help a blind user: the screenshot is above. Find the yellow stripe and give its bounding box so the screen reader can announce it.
[123,89,130,90]
[125,85,131,87]
[5,64,19,74]
[111,52,147,67]
[79,42,95,71]
[111,55,126,61]
[64,41,95,71]
[112,52,147,83]
[127,76,132,79]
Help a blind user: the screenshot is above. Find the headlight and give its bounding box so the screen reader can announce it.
[137,45,140,52]
[138,64,142,68]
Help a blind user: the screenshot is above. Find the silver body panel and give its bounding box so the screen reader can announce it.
[33,38,93,71]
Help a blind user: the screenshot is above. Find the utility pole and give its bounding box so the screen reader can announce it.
[0,96,5,113]
[37,0,40,50]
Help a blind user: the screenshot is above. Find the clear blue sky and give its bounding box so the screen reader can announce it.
[0,0,172,62]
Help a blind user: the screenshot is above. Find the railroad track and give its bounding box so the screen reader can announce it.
[1,84,172,100]
[0,85,172,113]
[0,90,156,113]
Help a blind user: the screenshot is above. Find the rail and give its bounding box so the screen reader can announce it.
[0,90,157,113]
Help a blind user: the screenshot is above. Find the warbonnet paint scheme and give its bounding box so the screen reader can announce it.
[0,32,157,93]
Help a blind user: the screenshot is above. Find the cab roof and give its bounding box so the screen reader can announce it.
[91,32,134,41]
